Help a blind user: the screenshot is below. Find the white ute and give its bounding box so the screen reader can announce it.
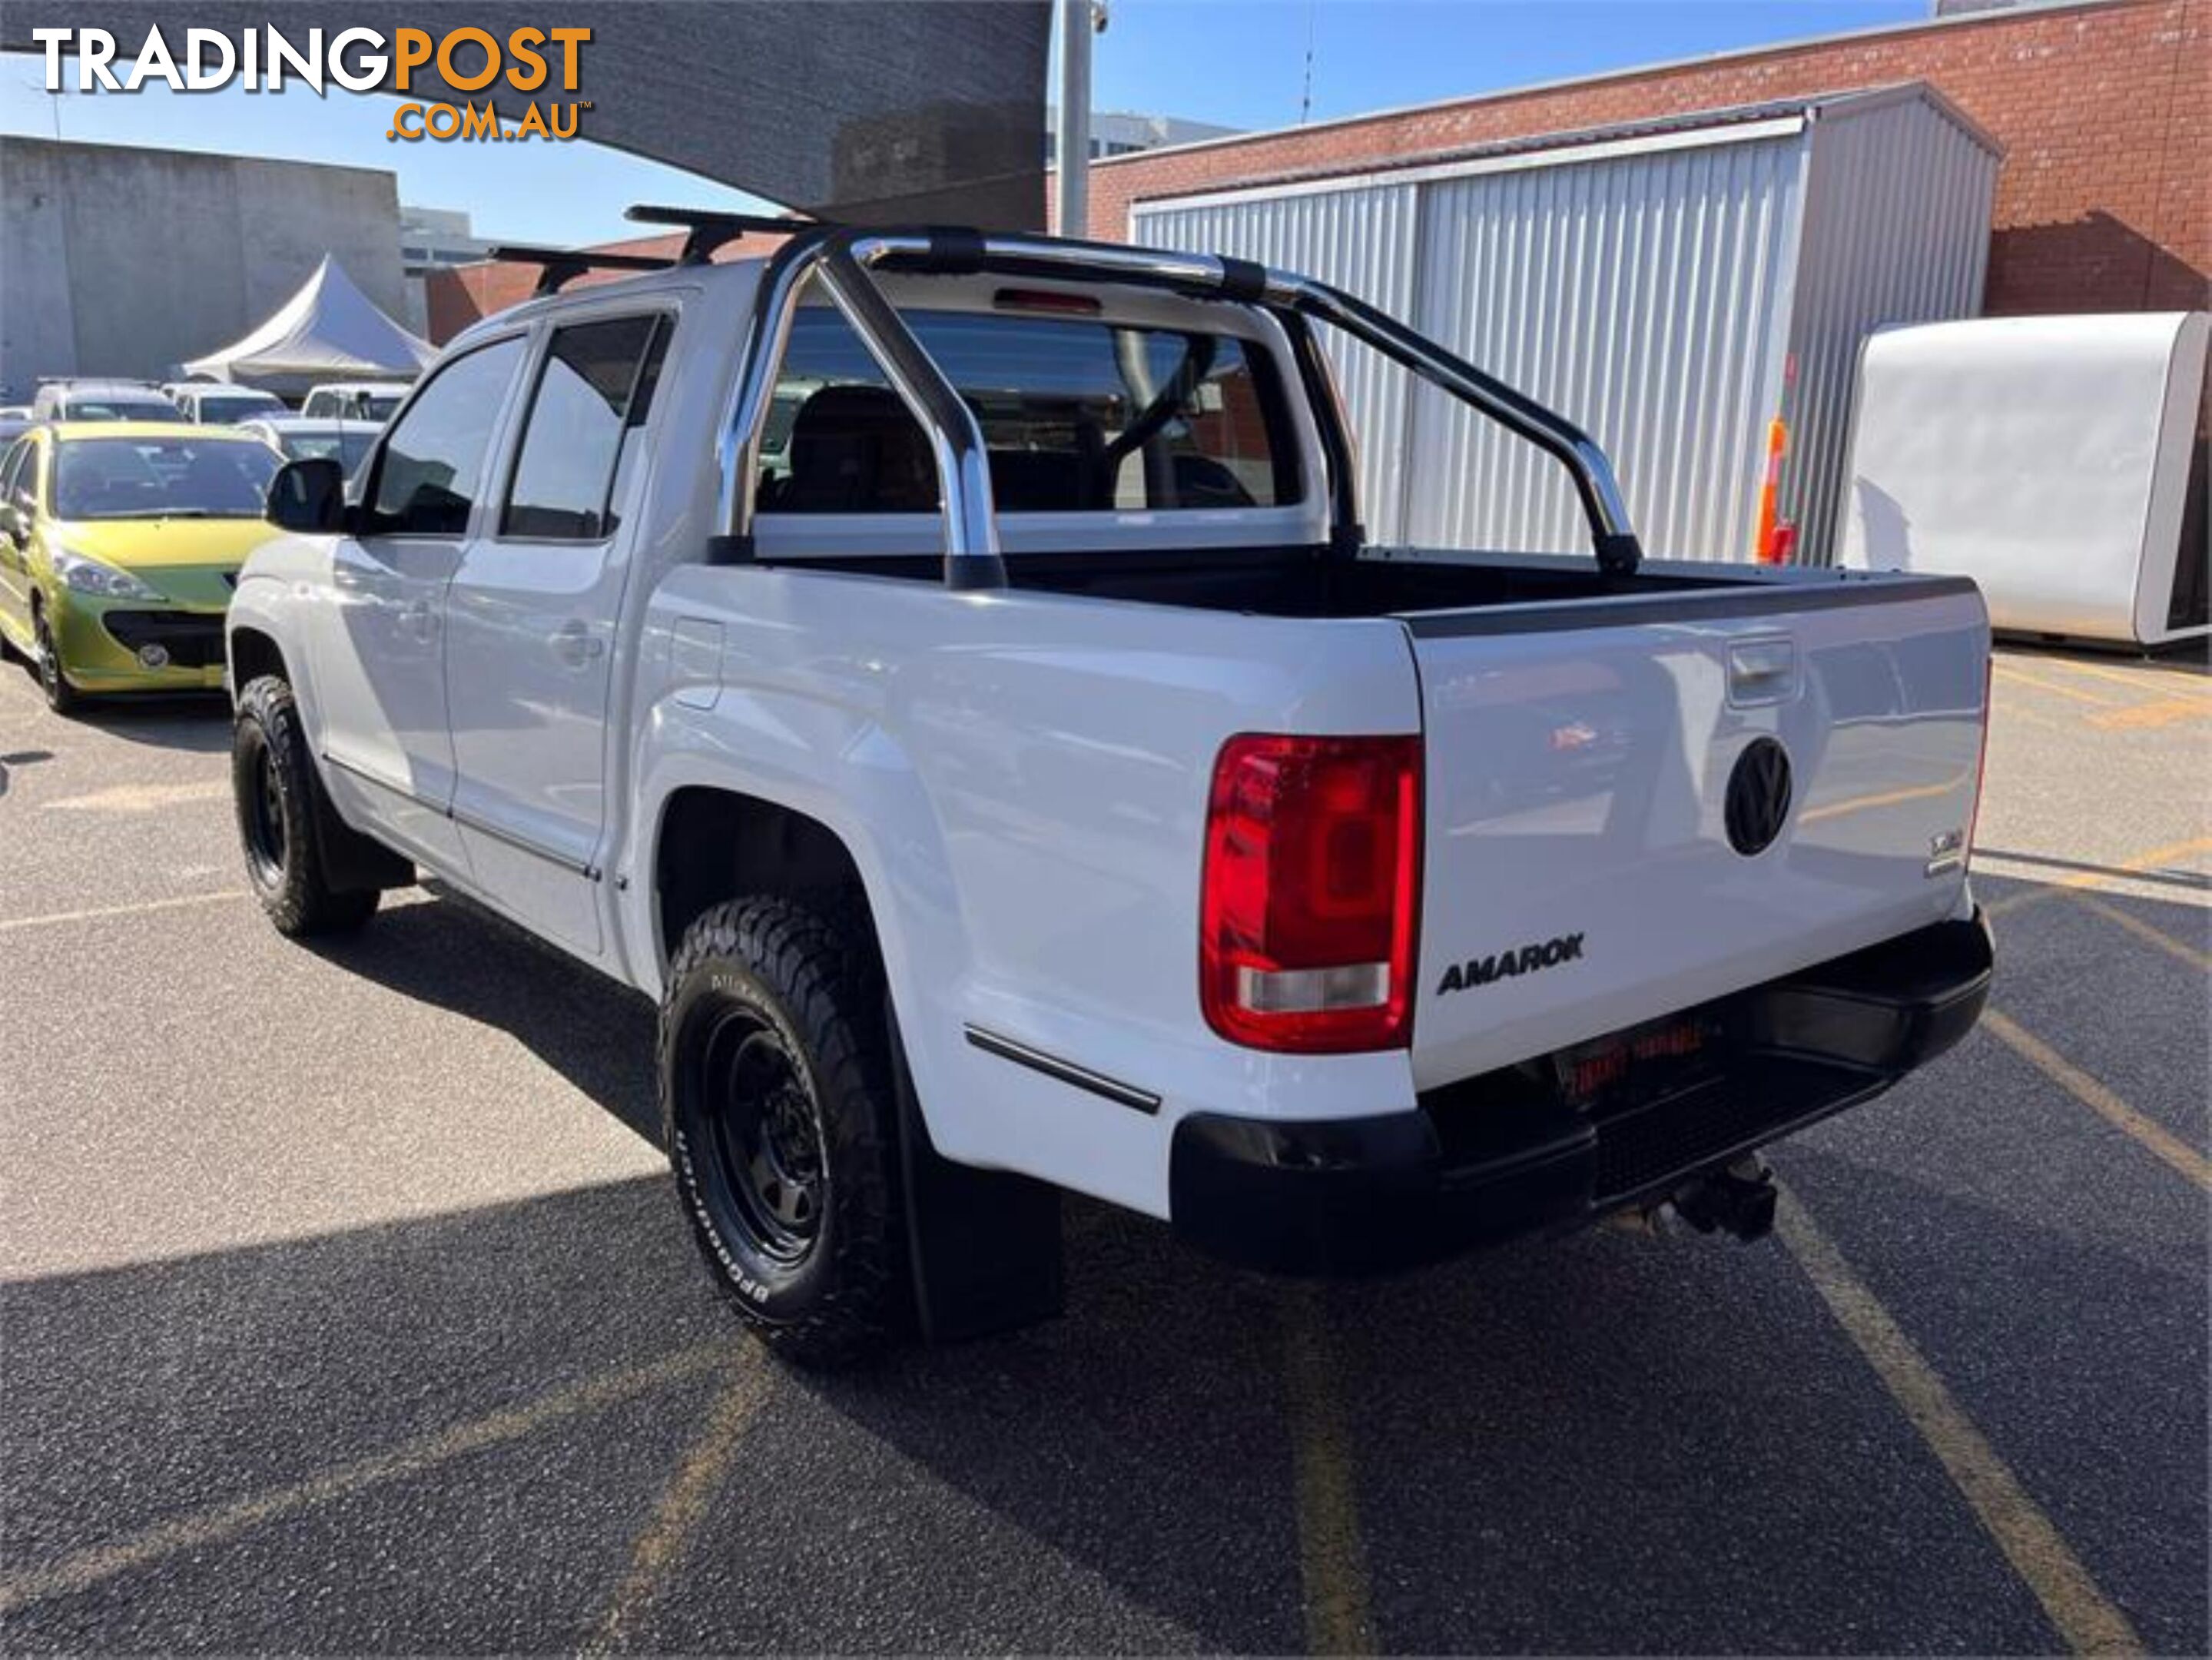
[228,208,1995,1363]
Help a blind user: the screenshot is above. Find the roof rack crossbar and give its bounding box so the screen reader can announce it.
[486,243,678,297]
[624,204,821,265]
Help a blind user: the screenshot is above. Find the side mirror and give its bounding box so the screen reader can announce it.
[0,505,25,547]
[267,456,347,533]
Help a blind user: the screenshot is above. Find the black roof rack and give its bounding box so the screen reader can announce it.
[486,243,678,297]
[624,204,820,264]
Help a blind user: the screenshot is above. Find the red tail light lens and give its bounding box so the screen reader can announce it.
[1200,733,1421,1053]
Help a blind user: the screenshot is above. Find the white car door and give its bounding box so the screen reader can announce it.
[309,334,528,877]
[443,308,672,958]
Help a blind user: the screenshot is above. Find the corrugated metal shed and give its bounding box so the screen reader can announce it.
[1131,85,2000,563]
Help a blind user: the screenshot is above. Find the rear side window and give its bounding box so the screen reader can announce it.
[501,314,669,541]
[759,307,1298,515]
[0,439,30,509]
[366,337,526,536]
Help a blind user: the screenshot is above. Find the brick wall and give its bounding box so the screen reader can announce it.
[1084,0,2207,315]
[424,228,790,343]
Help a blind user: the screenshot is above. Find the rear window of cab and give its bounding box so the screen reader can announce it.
[758,307,1302,515]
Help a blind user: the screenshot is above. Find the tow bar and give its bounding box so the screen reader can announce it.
[1670,1156,1779,1243]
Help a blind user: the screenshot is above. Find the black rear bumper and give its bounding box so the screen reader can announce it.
[1169,910,1993,1276]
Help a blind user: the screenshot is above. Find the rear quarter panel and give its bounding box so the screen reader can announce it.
[623,566,1425,1218]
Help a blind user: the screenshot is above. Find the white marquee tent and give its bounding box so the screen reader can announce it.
[184,256,433,391]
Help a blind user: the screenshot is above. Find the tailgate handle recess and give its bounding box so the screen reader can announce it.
[1727,639,1798,705]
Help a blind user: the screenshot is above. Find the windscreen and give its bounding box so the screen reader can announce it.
[65,399,177,423]
[198,395,282,425]
[55,437,280,520]
[760,307,1298,514]
[280,429,374,474]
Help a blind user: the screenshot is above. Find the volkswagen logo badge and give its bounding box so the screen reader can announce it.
[1725,737,1793,856]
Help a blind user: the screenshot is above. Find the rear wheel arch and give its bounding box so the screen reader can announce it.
[652,786,880,973]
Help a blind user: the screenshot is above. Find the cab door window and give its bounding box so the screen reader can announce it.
[365,337,526,537]
[500,314,669,542]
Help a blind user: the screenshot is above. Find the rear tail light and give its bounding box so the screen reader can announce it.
[1200,733,1421,1053]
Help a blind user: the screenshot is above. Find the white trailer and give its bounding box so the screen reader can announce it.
[1131,84,2001,567]
[1838,311,2210,649]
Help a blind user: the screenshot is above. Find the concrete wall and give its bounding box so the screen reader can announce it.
[1078,0,2207,317]
[0,138,406,397]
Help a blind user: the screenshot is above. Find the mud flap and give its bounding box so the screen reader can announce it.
[891,1011,1065,1345]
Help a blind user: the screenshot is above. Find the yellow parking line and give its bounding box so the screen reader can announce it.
[0,889,245,935]
[0,1343,735,1616]
[2086,698,2212,732]
[2074,895,2210,972]
[581,1363,768,1655]
[2035,658,2212,699]
[1280,1286,1375,1656]
[1984,836,2212,918]
[1775,1189,2144,1657]
[1991,661,2119,708]
[1982,1010,2209,1190]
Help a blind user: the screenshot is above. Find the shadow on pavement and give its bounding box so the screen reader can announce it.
[10,870,2198,1652]
[67,696,233,755]
[306,890,664,1148]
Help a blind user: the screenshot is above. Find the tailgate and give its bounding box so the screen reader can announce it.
[1404,577,1988,1091]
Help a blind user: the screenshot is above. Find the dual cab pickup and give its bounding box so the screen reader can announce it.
[230,216,1992,1363]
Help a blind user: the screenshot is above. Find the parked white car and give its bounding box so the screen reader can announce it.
[237,415,376,477]
[169,383,288,426]
[299,382,406,423]
[228,215,1995,1363]
[31,380,177,423]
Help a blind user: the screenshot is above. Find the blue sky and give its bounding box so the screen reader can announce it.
[2,2,1926,245]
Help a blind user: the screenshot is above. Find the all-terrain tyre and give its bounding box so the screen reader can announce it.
[660,896,912,1367]
[232,675,378,937]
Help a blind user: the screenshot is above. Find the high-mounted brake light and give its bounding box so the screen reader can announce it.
[1200,734,1421,1053]
[993,287,1103,316]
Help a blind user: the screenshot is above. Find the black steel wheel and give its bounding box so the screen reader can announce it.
[698,1009,827,1267]
[240,723,289,890]
[661,895,910,1366]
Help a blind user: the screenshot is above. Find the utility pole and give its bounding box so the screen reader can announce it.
[1055,0,1103,237]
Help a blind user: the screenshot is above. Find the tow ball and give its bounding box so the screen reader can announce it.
[1670,1156,1778,1243]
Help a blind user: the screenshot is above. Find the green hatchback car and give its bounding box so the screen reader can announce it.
[0,423,283,712]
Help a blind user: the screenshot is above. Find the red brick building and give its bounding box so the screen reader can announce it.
[429,0,2203,341]
[426,229,790,343]
[1081,0,2205,317]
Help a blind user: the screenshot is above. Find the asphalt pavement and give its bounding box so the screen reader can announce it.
[0,639,2204,1655]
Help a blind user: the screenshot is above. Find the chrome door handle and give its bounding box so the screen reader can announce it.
[398,597,436,641]
[550,619,605,667]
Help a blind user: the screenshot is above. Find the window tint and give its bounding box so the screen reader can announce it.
[366,338,526,536]
[758,307,1296,515]
[502,314,668,541]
